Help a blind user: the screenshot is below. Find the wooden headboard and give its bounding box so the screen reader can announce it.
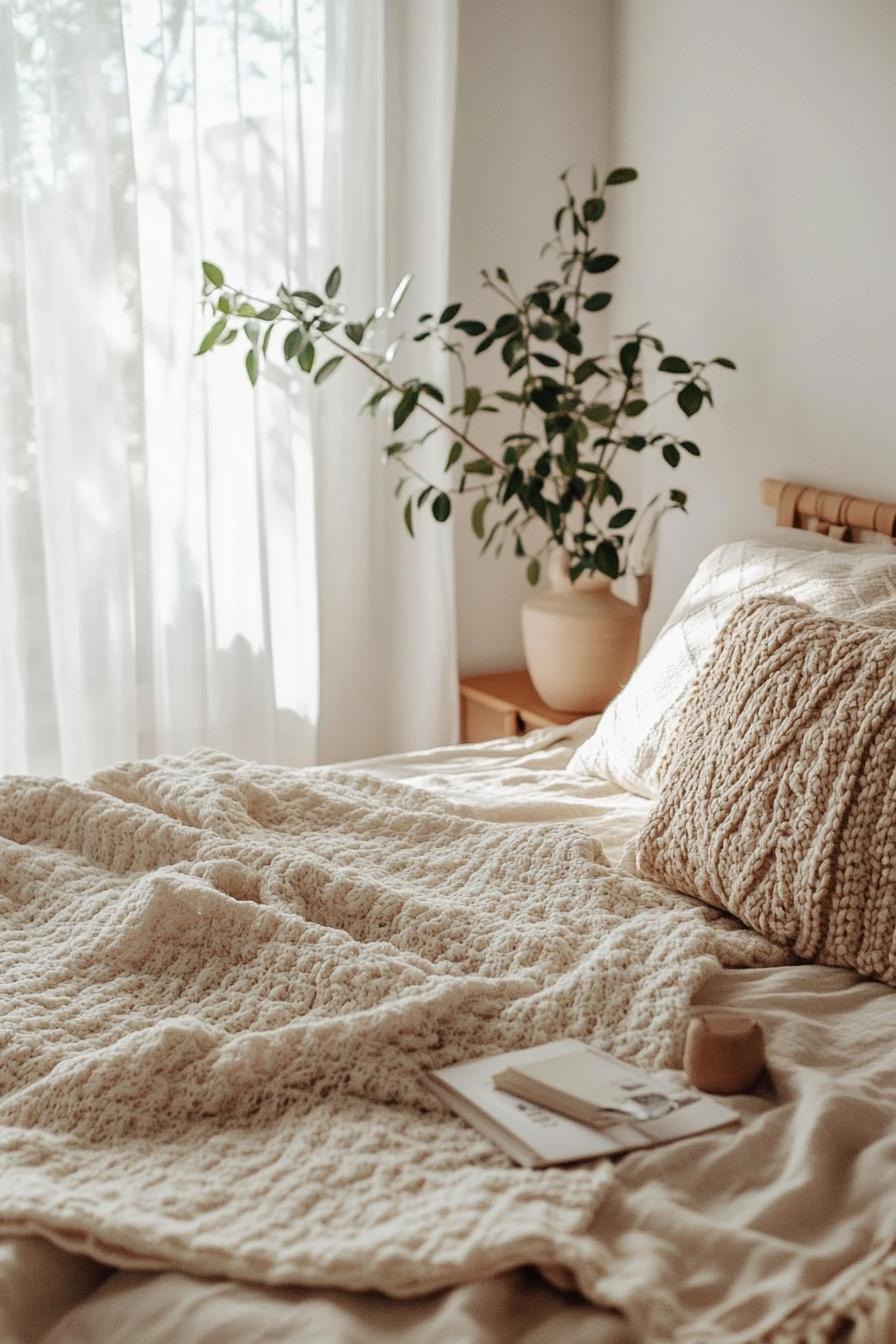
[761,477,896,543]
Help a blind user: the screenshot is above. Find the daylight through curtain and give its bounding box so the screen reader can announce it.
[0,0,458,777]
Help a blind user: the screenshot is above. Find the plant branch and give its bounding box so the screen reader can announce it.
[215,282,504,469]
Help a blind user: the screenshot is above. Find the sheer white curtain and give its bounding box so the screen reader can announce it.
[0,0,458,778]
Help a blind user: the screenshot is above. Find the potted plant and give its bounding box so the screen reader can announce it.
[196,166,734,712]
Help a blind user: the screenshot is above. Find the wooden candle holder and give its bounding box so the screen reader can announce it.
[684,1014,767,1095]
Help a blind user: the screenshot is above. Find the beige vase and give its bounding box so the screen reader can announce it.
[521,558,651,714]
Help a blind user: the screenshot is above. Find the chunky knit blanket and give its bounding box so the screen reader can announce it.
[0,751,785,1295]
[636,597,896,986]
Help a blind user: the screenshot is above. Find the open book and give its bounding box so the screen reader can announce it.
[425,1039,737,1168]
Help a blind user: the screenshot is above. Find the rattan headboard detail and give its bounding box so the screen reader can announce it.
[761,477,896,542]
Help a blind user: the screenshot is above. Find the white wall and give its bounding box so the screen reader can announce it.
[451,0,613,674]
[608,0,896,646]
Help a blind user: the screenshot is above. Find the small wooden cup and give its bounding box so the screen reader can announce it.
[684,1014,766,1095]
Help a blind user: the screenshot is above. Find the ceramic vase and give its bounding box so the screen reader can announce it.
[521,556,650,713]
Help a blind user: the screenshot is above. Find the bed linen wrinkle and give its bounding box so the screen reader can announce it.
[2,726,896,1343]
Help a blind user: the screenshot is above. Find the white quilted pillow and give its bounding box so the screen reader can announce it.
[568,528,896,798]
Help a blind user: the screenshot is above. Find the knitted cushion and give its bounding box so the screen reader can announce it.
[635,597,896,983]
[569,530,896,799]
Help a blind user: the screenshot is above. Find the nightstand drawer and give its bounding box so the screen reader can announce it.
[458,670,580,744]
[460,697,521,744]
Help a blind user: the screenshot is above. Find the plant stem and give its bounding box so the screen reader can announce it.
[318,330,505,470]
[217,284,504,471]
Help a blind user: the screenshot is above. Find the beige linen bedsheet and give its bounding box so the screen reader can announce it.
[7,724,896,1343]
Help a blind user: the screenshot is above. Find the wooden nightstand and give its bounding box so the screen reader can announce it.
[458,669,582,744]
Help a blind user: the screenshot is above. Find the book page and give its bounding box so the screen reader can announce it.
[431,1040,652,1164]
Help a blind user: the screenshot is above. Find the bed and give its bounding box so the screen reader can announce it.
[2,478,896,1344]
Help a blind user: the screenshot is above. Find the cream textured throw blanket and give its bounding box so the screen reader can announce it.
[0,750,786,1298]
[636,597,896,985]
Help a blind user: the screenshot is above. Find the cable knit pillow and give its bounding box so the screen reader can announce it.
[635,597,896,984]
[569,529,896,798]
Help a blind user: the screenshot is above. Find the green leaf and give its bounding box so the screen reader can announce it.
[471,496,489,540]
[480,521,501,555]
[605,167,638,186]
[393,385,419,430]
[584,402,613,424]
[384,441,405,457]
[236,303,256,317]
[420,382,445,403]
[324,266,341,299]
[493,313,520,337]
[658,355,691,374]
[216,295,231,314]
[245,347,259,385]
[257,304,281,321]
[195,317,227,355]
[583,196,605,223]
[403,498,414,538]
[314,355,343,384]
[283,327,305,361]
[293,289,324,308]
[593,539,621,579]
[219,328,239,346]
[619,340,641,377]
[584,292,612,312]
[533,351,560,367]
[680,439,701,456]
[624,398,648,417]
[202,260,224,287]
[526,558,541,586]
[496,267,509,283]
[609,507,636,528]
[439,302,461,323]
[446,440,463,470]
[298,341,315,373]
[474,333,496,355]
[455,319,487,336]
[670,488,688,506]
[344,322,366,346]
[463,458,494,475]
[677,383,703,417]
[463,386,482,416]
[557,329,583,355]
[574,359,600,384]
[584,253,619,273]
[713,356,737,369]
[662,443,681,467]
[432,493,451,523]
